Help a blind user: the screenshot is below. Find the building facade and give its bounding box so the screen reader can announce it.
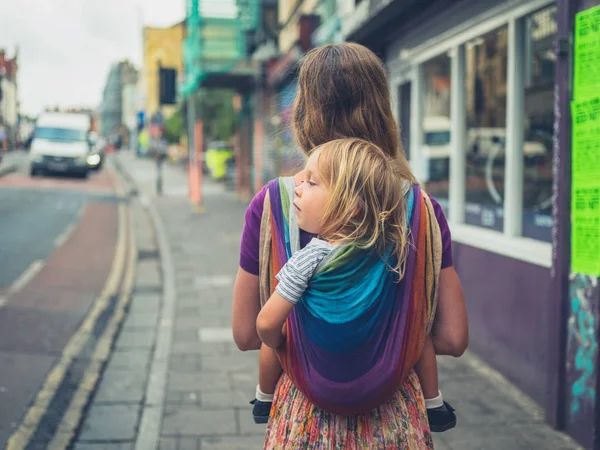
[100,61,138,140]
[143,22,185,122]
[0,49,19,149]
[243,0,600,447]
[340,0,599,447]
[101,64,124,137]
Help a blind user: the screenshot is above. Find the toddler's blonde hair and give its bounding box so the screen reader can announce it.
[314,138,413,278]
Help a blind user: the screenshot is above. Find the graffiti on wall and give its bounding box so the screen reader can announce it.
[567,273,598,416]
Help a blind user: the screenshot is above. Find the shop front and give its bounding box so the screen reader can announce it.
[345,0,600,446]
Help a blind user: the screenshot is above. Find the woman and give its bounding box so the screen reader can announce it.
[233,43,468,448]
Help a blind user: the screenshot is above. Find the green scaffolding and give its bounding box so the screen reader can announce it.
[181,0,259,98]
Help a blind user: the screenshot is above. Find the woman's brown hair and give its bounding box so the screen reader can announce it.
[292,43,414,183]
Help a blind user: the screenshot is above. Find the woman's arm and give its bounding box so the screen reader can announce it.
[256,292,295,348]
[232,267,262,351]
[431,266,469,357]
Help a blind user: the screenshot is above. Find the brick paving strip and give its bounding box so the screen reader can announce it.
[71,152,583,450]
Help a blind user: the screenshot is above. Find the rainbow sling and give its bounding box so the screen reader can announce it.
[258,177,442,415]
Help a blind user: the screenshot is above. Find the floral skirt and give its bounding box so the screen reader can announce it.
[264,370,434,449]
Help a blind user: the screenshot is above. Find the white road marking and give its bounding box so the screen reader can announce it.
[54,223,76,248]
[1,260,45,308]
[10,260,44,294]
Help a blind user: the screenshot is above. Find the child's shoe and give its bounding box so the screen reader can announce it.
[250,398,272,424]
[427,400,456,432]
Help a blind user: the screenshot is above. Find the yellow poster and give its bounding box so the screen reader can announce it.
[574,5,600,100]
[571,98,600,276]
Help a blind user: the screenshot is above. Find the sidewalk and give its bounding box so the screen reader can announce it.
[74,151,582,450]
[0,150,26,177]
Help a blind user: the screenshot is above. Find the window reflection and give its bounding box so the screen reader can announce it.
[464,26,508,231]
[422,54,451,214]
[522,6,556,242]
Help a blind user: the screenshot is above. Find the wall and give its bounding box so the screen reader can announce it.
[143,23,185,119]
[278,0,320,53]
[0,78,18,128]
[563,2,600,447]
[453,243,552,406]
[339,0,369,40]
[565,274,599,448]
[101,65,123,136]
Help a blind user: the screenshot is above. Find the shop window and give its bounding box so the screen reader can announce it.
[422,54,451,213]
[464,26,508,231]
[522,6,557,242]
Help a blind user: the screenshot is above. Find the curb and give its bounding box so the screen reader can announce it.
[112,154,177,450]
[0,163,18,177]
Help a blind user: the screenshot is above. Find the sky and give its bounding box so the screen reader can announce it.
[0,0,185,116]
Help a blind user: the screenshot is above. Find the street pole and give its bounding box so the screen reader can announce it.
[156,142,164,196]
[188,94,196,164]
[156,60,164,196]
[187,91,205,212]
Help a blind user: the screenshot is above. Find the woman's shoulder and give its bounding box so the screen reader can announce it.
[244,177,284,228]
[410,183,446,223]
[427,195,446,220]
[248,183,269,211]
[247,176,296,213]
[240,183,271,275]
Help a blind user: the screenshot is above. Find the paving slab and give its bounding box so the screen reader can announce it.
[115,329,155,350]
[94,365,147,404]
[78,404,139,441]
[162,406,236,436]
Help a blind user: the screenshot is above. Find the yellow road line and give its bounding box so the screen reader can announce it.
[6,164,132,450]
[48,208,137,449]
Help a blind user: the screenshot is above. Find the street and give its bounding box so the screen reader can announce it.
[1,0,598,446]
[0,154,125,448]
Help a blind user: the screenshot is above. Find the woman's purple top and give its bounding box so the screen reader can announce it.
[240,184,453,275]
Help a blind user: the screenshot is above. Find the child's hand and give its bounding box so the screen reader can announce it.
[275,238,334,304]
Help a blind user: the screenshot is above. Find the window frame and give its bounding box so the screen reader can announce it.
[404,0,555,268]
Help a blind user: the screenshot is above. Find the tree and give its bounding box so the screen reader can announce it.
[164,109,184,144]
[197,89,236,142]
[165,88,237,145]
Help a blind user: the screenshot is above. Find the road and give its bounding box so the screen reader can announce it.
[0,153,122,448]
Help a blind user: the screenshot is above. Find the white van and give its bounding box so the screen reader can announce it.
[29,112,92,177]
